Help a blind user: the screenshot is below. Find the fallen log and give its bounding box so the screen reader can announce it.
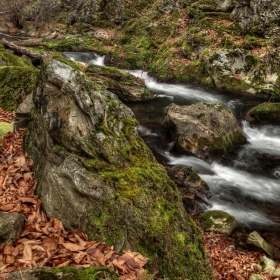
[1,38,49,64]
[11,38,43,47]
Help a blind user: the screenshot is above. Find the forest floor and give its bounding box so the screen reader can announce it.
[0,107,279,280]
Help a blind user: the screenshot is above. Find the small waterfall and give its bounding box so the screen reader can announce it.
[64,52,105,66]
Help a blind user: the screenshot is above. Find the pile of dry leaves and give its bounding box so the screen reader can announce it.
[0,109,147,280]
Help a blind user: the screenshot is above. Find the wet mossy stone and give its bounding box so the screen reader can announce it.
[86,64,153,102]
[249,103,280,124]
[23,60,213,279]
[198,210,238,235]
[165,102,247,160]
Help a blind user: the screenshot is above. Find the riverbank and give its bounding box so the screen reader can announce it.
[0,107,278,279]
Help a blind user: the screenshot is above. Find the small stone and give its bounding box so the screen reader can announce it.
[198,210,238,235]
[247,231,274,257]
[255,264,262,271]
[249,274,265,280]
[0,212,25,244]
[259,255,276,273]
[272,268,280,276]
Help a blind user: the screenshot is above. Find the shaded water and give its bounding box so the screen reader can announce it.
[64,52,280,231]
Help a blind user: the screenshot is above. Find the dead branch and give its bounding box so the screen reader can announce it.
[1,38,49,64]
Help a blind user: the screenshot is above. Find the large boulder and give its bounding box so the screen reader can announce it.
[23,59,213,279]
[164,102,246,159]
[86,64,153,102]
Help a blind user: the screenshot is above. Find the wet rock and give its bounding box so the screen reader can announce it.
[248,103,280,124]
[86,65,153,102]
[0,212,25,244]
[166,166,211,214]
[14,93,35,132]
[198,210,238,235]
[255,153,280,168]
[164,102,246,159]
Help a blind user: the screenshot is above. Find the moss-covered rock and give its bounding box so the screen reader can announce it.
[23,60,213,279]
[164,102,247,160]
[249,103,280,123]
[86,64,153,102]
[0,44,39,111]
[198,210,238,235]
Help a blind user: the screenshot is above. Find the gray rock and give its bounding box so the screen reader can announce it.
[259,255,276,273]
[14,93,35,132]
[86,64,153,102]
[249,274,265,280]
[0,212,25,244]
[198,210,238,235]
[247,231,274,257]
[164,102,246,159]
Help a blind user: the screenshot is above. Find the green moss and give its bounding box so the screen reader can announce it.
[32,266,119,280]
[249,102,280,123]
[0,66,39,111]
[0,44,33,67]
[0,122,13,140]
[199,210,235,231]
[80,135,213,279]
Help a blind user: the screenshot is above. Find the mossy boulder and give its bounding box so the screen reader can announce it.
[164,102,247,160]
[198,210,238,235]
[86,64,153,102]
[23,59,213,279]
[249,103,280,123]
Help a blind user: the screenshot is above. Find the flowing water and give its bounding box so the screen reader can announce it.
[64,52,280,232]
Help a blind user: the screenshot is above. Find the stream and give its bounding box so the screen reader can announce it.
[64,52,280,234]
